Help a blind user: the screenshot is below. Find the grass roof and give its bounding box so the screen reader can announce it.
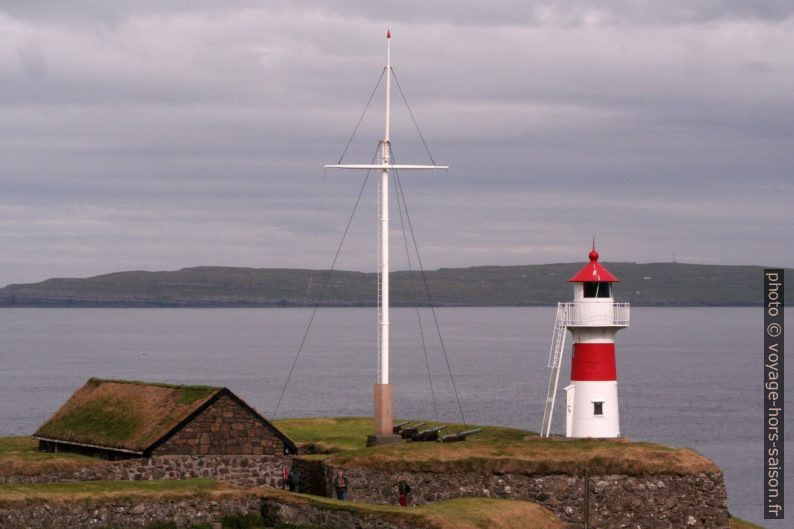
[34,378,221,453]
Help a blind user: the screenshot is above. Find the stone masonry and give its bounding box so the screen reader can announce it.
[0,454,290,489]
[321,465,730,529]
[0,494,261,529]
[153,394,284,456]
[260,496,423,529]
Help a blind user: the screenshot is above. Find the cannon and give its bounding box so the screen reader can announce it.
[392,421,412,434]
[410,425,446,442]
[438,428,482,443]
[399,422,427,439]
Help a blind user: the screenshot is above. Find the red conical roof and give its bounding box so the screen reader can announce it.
[567,246,620,283]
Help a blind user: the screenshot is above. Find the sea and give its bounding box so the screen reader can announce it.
[0,307,789,526]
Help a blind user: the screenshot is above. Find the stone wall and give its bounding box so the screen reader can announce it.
[260,496,421,529]
[154,394,285,456]
[0,450,731,529]
[322,465,730,529]
[0,454,290,488]
[0,494,260,529]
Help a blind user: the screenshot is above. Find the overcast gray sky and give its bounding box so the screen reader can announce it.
[1,1,792,284]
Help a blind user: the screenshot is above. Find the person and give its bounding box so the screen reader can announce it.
[398,478,411,507]
[282,466,290,490]
[333,470,349,500]
[287,468,301,493]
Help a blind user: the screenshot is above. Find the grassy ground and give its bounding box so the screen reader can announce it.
[0,436,101,477]
[0,479,242,505]
[730,517,768,529]
[273,417,717,476]
[257,487,562,529]
[3,417,717,478]
[272,417,375,452]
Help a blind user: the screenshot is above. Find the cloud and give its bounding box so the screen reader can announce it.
[0,2,791,284]
[7,1,794,26]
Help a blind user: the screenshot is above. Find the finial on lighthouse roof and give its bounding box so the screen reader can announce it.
[589,237,599,262]
[568,240,620,283]
[387,30,391,39]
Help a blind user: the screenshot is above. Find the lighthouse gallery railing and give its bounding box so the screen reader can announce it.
[557,301,630,327]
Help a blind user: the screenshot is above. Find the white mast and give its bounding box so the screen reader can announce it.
[380,30,391,388]
[325,31,448,443]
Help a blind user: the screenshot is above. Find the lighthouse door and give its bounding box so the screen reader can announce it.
[564,385,575,437]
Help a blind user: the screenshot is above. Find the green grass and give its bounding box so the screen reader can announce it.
[34,379,223,452]
[0,436,81,460]
[273,417,533,453]
[176,386,218,405]
[730,517,768,529]
[256,488,562,529]
[0,478,241,505]
[41,396,142,443]
[274,417,716,476]
[0,478,219,496]
[420,496,562,529]
[273,417,376,452]
[87,378,219,401]
[0,436,99,477]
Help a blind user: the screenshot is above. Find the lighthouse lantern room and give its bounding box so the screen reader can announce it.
[540,245,630,438]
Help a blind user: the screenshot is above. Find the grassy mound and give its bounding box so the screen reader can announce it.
[0,479,242,506]
[257,487,562,529]
[274,417,718,476]
[0,436,101,477]
[730,518,768,529]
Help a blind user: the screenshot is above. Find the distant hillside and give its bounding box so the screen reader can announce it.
[0,263,789,307]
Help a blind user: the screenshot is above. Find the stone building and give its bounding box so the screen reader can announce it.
[34,378,296,460]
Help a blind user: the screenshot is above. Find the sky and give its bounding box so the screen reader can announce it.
[1,1,792,284]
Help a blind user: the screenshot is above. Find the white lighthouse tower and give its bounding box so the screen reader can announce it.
[540,244,630,438]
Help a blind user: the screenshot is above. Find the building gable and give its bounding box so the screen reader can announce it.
[148,390,296,456]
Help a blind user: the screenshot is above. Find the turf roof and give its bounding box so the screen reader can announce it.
[34,378,221,453]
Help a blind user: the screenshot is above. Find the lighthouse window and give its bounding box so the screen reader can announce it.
[593,402,604,416]
[583,282,611,298]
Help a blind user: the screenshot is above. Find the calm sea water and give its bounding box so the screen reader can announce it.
[0,307,789,526]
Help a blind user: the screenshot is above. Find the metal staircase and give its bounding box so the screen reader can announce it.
[540,302,569,437]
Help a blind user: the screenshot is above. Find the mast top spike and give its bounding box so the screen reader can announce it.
[387,30,391,39]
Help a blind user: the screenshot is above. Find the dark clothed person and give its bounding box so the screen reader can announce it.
[333,471,349,500]
[287,469,301,493]
[398,479,411,507]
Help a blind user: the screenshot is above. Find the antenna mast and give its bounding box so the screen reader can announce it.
[325,31,448,444]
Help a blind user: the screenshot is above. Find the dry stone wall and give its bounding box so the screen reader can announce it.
[0,494,260,529]
[0,452,731,529]
[322,465,730,529]
[260,497,422,529]
[0,454,290,488]
[154,394,284,456]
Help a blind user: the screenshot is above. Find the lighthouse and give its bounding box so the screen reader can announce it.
[563,246,629,437]
[540,244,630,438]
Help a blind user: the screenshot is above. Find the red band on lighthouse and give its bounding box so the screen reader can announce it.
[571,343,617,381]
